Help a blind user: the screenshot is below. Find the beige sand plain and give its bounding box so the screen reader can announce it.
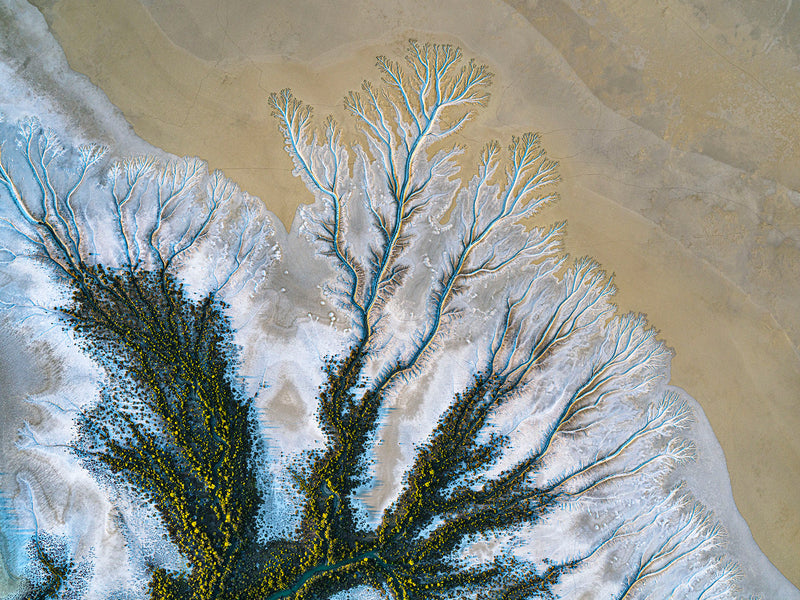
[28,0,800,585]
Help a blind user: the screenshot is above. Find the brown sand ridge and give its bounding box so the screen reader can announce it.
[28,0,800,585]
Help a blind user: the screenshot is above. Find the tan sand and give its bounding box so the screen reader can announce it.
[29,0,800,584]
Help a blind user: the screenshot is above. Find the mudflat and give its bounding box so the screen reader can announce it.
[29,0,800,585]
